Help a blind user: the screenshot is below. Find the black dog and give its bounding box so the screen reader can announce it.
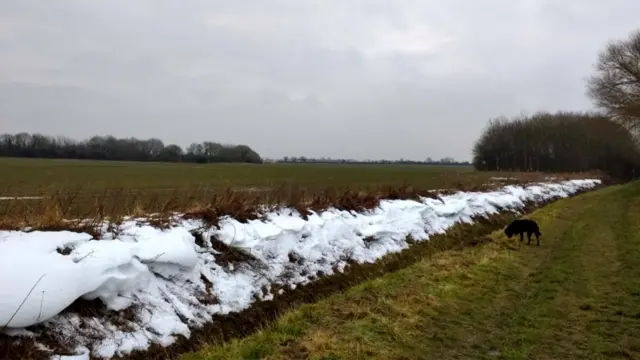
[504,219,542,246]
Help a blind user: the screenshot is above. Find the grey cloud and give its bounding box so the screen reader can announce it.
[1,0,640,161]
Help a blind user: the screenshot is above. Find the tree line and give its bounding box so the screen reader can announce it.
[0,133,263,164]
[473,29,640,180]
[472,111,639,179]
[275,156,470,166]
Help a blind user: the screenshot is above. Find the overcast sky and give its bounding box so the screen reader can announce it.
[1,1,639,161]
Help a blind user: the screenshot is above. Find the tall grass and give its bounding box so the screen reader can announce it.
[0,171,604,234]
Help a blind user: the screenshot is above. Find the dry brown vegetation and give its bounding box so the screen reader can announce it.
[0,171,605,234]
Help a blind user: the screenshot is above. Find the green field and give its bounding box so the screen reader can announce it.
[0,157,479,195]
[182,182,640,360]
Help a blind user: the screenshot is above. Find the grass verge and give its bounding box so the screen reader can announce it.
[180,182,640,360]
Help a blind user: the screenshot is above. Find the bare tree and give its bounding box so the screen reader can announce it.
[587,29,640,132]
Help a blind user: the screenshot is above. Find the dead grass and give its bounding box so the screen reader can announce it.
[207,235,263,269]
[0,171,606,234]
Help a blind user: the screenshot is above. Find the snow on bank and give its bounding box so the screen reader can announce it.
[0,179,601,359]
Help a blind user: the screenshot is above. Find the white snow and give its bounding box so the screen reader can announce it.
[51,347,90,360]
[0,196,45,201]
[0,179,601,359]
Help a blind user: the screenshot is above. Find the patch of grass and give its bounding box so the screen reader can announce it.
[181,182,640,360]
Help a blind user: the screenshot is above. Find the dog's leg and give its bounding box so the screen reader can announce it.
[536,232,540,246]
[527,232,532,245]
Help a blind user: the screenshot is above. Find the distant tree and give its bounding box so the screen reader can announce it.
[472,111,640,179]
[159,144,183,162]
[0,133,263,164]
[587,29,640,132]
[273,155,470,165]
[146,138,165,158]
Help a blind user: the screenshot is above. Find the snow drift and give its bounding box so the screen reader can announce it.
[0,179,601,359]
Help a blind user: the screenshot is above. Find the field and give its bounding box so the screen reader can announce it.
[0,157,479,194]
[182,182,640,360]
[0,157,596,231]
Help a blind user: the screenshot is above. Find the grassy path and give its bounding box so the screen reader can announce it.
[181,183,640,360]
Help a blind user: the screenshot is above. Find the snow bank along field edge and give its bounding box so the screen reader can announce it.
[0,178,602,359]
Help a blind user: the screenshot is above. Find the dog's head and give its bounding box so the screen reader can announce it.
[504,227,514,238]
